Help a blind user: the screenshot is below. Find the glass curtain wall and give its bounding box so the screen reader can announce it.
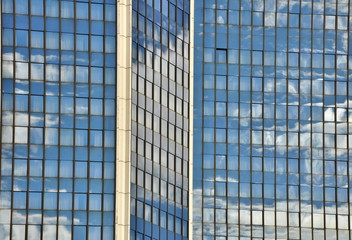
[130,0,191,239]
[1,0,116,239]
[193,0,351,239]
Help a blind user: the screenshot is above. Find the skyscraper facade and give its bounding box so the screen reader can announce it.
[2,0,352,240]
[0,0,191,240]
[129,0,190,240]
[193,0,351,239]
[1,0,117,239]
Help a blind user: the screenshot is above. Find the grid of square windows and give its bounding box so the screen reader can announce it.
[130,0,190,239]
[194,0,352,239]
[1,0,116,239]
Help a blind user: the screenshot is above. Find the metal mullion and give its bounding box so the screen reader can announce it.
[296,1,302,238]
[271,1,278,237]
[307,4,315,238]
[100,1,106,239]
[322,0,327,237]
[71,1,77,239]
[131,5,140,240]
[259,4,265,236]
[219,30,229,240]
[145,39,149,240]
[346,0,351,237]
[9,0,16,238]
[285,2,290,237]
[197,2,205,237]
[186,7,191,228]
[113,0,118,238]
[56,0,62,238]
[40,0,47,239]
[86,1,92,239]
[237,0,242,236]
[25,1,33,238]
[333,3,339,239]
[248,0,254,235]
[224,3,230,237]
[308,6,314,239]
[213,4,218,237]
[200,2,205,238]
[286,1,297,238]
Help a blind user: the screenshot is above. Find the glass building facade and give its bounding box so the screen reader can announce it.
[130,0,190,239]
[3,0,352,239]
[1,0,116,239]
[0,0,191,239]
[193,0,352,239]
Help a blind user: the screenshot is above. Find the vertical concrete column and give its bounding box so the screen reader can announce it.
[115,0,132,239]
[189,0,194,239]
